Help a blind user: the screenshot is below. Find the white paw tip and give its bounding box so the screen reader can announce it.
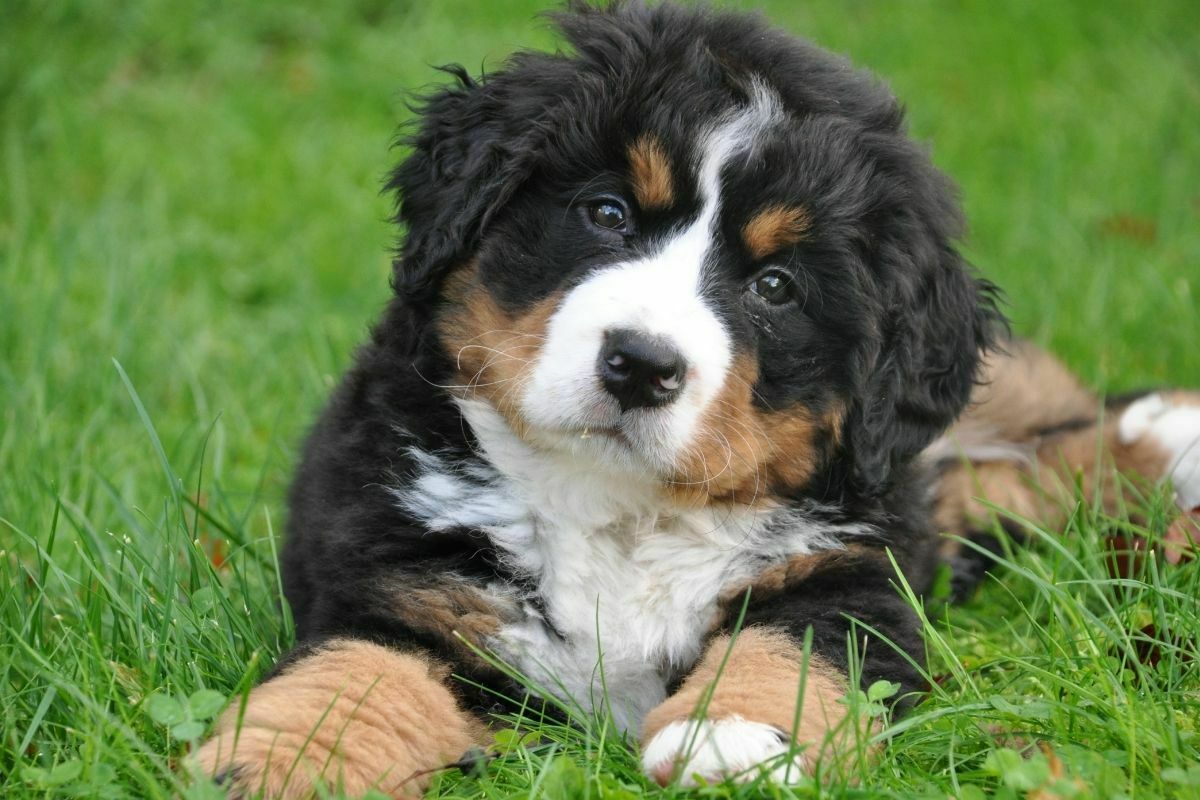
[1118,393,1167,444]
[1119,393,1200,509]
[641,717,806,787]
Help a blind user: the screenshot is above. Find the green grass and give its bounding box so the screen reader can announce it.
[3,0,1199,797]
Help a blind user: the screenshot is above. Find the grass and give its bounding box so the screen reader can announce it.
[2,0,1199,797]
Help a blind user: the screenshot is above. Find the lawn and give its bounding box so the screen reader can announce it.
[2,0,1199,797]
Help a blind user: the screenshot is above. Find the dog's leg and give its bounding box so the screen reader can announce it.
[191,639,484,799]
[935,387,1200,588]
[937,390,1200,530]
[640,549,920,786]
[929,340,1100,589]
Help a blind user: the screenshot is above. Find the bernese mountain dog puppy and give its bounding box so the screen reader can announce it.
[195,2,1200,796]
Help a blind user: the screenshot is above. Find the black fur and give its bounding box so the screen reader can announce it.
[282,0,1002,724]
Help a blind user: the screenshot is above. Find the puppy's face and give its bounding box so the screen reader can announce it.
[398,5,997,503]
[440,83,851,502]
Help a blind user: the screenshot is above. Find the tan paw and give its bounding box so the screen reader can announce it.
[192,733,321,799]
[190,725,421,799]
[187,640,483,798]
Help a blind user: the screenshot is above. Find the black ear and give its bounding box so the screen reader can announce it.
[385,62,557,304]
[848,156,1003,494]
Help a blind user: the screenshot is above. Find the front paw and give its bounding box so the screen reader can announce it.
[641,716,807,787]
[638,629,856,787]
[190,727,365,800]
[186,640,483,798]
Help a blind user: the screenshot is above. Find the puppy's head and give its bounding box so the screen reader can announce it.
[389,2,1000,503]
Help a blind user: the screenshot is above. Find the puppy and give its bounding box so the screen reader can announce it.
[194,2,1200,796]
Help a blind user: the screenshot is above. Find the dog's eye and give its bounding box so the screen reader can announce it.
[588,200,629,233]
[748,269,794,304]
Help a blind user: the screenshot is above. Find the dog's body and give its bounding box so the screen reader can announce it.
[195,4,1200,796]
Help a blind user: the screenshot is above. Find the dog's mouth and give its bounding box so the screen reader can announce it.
[575,425,619,439]
[518,409,676,471]
[573,425,630,446]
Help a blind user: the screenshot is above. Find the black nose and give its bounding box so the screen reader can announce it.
[598,329,687,411]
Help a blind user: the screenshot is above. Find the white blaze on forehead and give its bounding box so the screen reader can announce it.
[520,80,785,469]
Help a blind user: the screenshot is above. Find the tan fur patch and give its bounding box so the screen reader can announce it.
[742,205,812,260]
[934,460,1047,544]
[191,640,484,799]
[389,581,516,661]
[437,264,558,436]
[628,136,675,210]
[717,546,879,609]
[642,628,852,771]
[1163,389,1200,409]
[949,340,1099,445]
[1050,410,1174,508]
[669,354,842,505]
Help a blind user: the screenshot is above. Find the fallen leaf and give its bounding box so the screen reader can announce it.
[1098,213,1157,244]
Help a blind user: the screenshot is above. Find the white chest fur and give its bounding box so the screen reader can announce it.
[392,400,860,732]
[489,488,780,732]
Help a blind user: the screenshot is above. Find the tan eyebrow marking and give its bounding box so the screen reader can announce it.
[627,135,675,210]
[742,204,812,259]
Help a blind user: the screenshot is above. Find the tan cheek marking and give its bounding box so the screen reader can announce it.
[628,135,675,210]
[437,264,559,435]
[191,640,485,798]
[742,205,812,260]
[670,354,842,505]
[642,628,852,769]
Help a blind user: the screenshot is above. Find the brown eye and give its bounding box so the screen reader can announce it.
[588,200,629,232]
[748,269,794,304]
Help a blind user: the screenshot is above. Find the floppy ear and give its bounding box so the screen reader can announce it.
[848,164,1003,494]
[385,63,556,305]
